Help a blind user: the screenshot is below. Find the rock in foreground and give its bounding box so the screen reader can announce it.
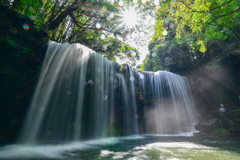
[194,118,221,133]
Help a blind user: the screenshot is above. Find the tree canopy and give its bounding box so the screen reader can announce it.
[139,0,240,72]
[2,0,240,71]
[1,0,159,65]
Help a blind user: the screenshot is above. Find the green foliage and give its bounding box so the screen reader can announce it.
[9,0,42,30]
[214,128,230,137]
[231,109,240,128]
[140,0,240,72]
[139,55,153,71]
[2,0,141,64]
[6,38,15,47]
[2,0,240,73]
[154,0,240,52]
[153,65,161,71]
[22,47,33,56]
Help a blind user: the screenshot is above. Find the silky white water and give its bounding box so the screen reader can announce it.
[18,41,198,145]
[145,71,198,134]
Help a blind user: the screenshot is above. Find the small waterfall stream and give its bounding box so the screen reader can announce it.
[19,41,199,144]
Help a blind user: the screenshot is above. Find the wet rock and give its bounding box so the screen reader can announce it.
[194,118,222,133]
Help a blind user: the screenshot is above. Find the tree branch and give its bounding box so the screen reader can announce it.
[47,0,69,24]
[180,0,235,13]
[48,1,77,30]
[47,0,90,30]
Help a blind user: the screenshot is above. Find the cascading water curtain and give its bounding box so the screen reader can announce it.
[19,42,93,143]
[144,71,198,134]
[19,41,199,144]
[19,41,140,144]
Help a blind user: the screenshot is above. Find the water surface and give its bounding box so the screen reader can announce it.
[0,135,240,160]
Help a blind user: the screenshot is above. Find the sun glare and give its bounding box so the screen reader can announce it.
[120,6,140,29]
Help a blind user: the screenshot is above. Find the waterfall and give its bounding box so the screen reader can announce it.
[145,71,198,134]
[19,41,198,144]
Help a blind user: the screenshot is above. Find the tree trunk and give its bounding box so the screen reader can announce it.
[48,0,87,30]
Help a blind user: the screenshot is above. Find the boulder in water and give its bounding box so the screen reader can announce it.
[194,118,222,133]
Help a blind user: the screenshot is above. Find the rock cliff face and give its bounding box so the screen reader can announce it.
[0,5,47,143]
[188,55,240,136]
